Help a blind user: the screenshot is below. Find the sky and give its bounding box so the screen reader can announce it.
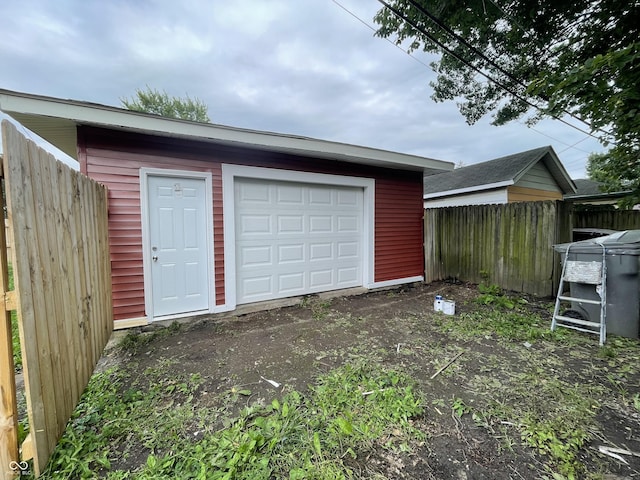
[0,0,606,178]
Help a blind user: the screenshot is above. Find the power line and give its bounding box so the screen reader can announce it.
[331,0,600,158]
[330,0,434,72]
[376,0,610,144]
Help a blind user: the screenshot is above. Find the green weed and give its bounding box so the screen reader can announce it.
[451,397,471,417]
[7,264,21,369]
[464,368,600,478]
[38,362,424,479]
[119,322,182,353]
[436,307,552,342]
[476,282,516,309]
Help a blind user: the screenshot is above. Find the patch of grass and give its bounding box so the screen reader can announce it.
[119,321,182,353]
[435,306,554,342]
[464,367,602,478]
[476,282,516,309]
[37,361,424,479]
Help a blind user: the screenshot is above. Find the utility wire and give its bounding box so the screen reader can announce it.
[376,0,609,144]
[330,0,435,72]
[332,0,598,158]
[402,0,608,138]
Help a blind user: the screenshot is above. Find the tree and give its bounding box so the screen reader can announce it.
[374,0,640,202]
[121,86,210,123]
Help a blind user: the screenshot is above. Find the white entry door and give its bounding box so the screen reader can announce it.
[235,178,364,304]
[147,175,210,317]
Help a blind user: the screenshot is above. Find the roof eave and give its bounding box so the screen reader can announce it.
[0,89,454,173]
[423,180,513,199]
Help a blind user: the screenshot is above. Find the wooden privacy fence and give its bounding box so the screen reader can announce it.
[424,201,572,297]
[0,121,113,478]
[574,209,640,231]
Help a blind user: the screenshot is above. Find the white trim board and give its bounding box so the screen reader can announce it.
[139,167,216,321]
[0,88,454,172]
[222,164,376,310]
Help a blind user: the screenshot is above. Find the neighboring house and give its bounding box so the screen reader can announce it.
[565,178,633,206]
[0,89,453,329]
[423,146,576,208]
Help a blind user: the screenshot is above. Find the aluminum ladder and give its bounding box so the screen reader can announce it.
[551,241,607,345]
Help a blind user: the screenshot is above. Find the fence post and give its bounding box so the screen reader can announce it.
[551,200,573,293]
[0,158,19,478]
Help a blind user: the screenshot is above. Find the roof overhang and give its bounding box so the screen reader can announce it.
[0,89,454,174]
[423,180,512,199]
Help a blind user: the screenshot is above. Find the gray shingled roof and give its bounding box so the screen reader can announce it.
[423,146,575,197]
[567,179,604,197]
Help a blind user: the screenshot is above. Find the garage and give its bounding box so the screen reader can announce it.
[0,88,454,326]
[234,177,364,304]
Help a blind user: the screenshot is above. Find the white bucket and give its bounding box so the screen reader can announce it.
[434,299,444,312]
[442,300,456,315]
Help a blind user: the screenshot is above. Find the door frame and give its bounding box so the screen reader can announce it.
[140,167,215,321]
[221,164,375,310]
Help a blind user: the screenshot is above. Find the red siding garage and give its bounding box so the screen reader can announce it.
[79,127,426,325]
[0,89,453,328]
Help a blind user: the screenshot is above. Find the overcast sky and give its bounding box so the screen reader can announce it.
[0,0,605,177]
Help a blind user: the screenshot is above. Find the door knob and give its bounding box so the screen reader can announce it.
[152,255,158,262]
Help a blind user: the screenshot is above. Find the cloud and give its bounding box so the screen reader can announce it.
[0,0,605,178]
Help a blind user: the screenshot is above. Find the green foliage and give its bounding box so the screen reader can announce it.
[119,321,182,353]
[374,1,640,203]
[451,397,470,417]
[7,264,21,369]
[587,151,638,207]
[38,362,424,479]
[462,369,600,478]
[476,282,516,309]
[436,305,563,342]
[121,86,211,123]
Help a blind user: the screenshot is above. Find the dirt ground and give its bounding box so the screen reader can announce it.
[104,281,640,479]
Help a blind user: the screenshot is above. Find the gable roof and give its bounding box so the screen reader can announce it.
[0,89,453,174]
[423,146,576,199]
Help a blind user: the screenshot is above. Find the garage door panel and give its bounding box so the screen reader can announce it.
[239,215,271,235]
[337,189,360,206]
[309,215,333,233]
[279,273,305,293]
[337,215,359,232]
[338,267,358,284]
[309,187,332,205]
[310,242,332,261]
[278,215,304,233]
[278,244,305,263]
[243,275,273,298]
[238,182,270,203]
[241,245,272,267]
[338,241,359,259]
[235,178,363,304]
[277,184,304,203]
[310,269,333,288]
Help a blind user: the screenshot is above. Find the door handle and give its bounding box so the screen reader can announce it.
[152,255,158,262]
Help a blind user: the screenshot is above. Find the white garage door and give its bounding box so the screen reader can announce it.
[235,178,364,304]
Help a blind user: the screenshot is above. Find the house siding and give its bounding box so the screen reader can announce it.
[507,185,563,202]
[78,126,424,322]
[514,163,562,192]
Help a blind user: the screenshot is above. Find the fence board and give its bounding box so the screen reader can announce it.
[0,144,18,477]
[424,201,567,297]
[1,121,113,477]
[574,210,640,231]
